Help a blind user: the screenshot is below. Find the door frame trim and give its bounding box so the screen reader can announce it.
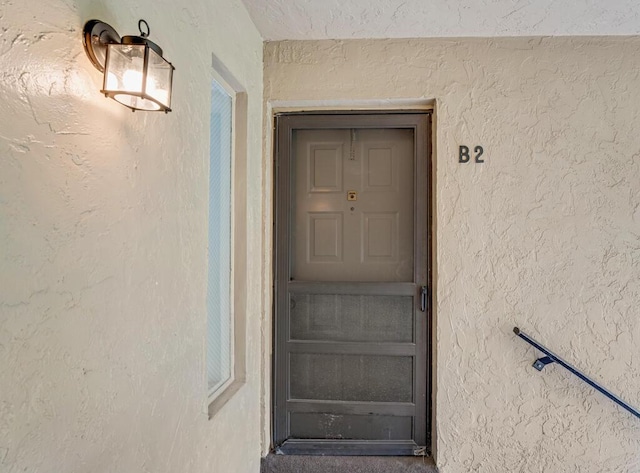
[272,112,433,455]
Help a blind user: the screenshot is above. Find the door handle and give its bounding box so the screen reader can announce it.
[420,286,428,312]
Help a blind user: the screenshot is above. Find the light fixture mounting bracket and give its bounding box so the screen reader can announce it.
[83,19,121,72]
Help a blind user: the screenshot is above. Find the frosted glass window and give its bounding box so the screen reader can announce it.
[207,79,233,396]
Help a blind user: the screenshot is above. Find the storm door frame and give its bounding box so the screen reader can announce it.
[273,112,432,456]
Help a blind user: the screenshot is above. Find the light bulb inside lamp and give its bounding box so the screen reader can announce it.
[123,69,143,92]
[105,70,143,92]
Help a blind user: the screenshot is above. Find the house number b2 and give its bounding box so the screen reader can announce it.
[459,145,484,164]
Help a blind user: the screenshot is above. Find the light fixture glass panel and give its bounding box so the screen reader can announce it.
[103,44,145,93]
[145,48,173,109]
[112,94,161,111]
[103,43,161,111]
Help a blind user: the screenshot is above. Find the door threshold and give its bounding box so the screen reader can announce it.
[276,439,424,456]
[261,453,437,473]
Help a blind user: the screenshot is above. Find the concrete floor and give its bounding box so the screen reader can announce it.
[261,455,438,473]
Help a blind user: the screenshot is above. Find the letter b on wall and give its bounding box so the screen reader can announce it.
[459,145,470,163]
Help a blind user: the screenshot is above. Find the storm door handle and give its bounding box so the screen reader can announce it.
[420,286,428,312]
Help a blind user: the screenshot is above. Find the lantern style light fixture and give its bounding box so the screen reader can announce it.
[83,19,174,112]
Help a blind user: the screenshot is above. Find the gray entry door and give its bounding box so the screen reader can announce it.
[274,113,431,456]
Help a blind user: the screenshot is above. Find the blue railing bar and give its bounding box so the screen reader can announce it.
[513,327,640,420]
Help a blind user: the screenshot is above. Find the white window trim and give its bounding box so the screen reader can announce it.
[207,74,236,402]
[205,55,248,417]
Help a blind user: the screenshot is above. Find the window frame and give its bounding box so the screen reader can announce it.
[205,59,248,417]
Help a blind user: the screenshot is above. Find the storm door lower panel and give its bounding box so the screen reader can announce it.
[277,283,422,455]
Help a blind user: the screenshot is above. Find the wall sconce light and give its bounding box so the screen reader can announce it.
[83,19,174,112]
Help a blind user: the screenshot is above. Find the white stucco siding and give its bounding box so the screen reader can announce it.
[263,38,640,472]
[0,1,264,472]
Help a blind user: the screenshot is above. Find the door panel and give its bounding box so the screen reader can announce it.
[292,129,414,282]
[290,293,414,343]
[274,113,431,456]
[290,413,414,440]
[290,354,413,402]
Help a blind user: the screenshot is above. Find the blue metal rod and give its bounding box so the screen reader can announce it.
[513,327,640,420]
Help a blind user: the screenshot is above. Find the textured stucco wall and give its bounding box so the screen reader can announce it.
[243,0,640,40]
[263,38,640,472]
[0,0,264,472]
